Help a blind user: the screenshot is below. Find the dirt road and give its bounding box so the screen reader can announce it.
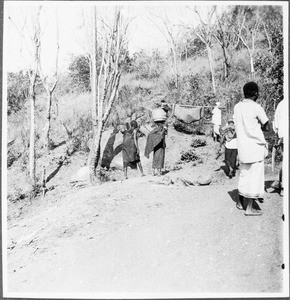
[5,131,285,296]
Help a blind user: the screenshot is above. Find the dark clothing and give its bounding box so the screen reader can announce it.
[145,125,166,169]
[122,129,140,169]
[225,148,238,171]
[153,142,165,169]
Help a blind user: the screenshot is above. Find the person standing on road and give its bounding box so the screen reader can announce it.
[271,99,286,196]
[218,118,238,178]
[121,121,145,179]
[212,101,222,142]
[144,121,167,176]
[234,82,270,216]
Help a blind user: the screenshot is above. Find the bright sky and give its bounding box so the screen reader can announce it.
[3,1,225,74]
[3,1,286,74]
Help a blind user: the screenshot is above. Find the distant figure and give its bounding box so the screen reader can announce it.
[160,100,171,115]
[234,82,270,216]
[121,121,145,179]
[212,101,222,142]
[218,118,238,178]
[144,121,167,176]
[272,99,286,196]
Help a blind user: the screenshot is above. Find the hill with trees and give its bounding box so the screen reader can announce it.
[6,4,284,202]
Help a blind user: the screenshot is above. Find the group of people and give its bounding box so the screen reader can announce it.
[213,82,285,216]
[120,81,285,217]
[120,118,168,179]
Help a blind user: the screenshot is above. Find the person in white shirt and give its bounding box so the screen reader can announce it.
[272,99,286,196]
[212,101,222,142]
[218,118,238,178]
[234,82,270,216]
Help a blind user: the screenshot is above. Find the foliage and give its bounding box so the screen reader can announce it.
[68,55,91,92]
[180,33,206,60]
[109,83,152,126]
[7,71,30,115]
[7,71,43,115]
[55,73,75,95]
[7,5,284,191]
[254,7,283,118]
[129,49,165,80]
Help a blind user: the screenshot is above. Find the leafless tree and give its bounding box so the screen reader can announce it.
[232,6,262,80]
[149,13,183,90]
[38,10,60,151]
[88,6,129,183]
[28,6,42,186]
[192,6,217,94]
[213,9,234,80]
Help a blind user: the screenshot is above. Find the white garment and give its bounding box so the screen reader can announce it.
[225,138,237,149]
[238,161,265,198]
[273,99,286,139]
[212,106,221,126]
[213,124,220,136]
[234,99,268,163]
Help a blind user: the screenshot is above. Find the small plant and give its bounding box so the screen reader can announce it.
[98,167,111,182]
[180,149,201,163]
[190,138,207,148]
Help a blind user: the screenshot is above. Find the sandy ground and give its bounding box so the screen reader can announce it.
[5,128,286,296]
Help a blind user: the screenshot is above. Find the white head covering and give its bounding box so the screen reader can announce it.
[216,102,220,107]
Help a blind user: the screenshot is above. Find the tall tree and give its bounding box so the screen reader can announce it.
[192,6,217,94]
[88,7,129,183]
[28,7,42,186]
[213,9,234,80]
[8,7,42,186]
[38,9,60,151]
[232,6,262,80]
[149,12,183,90]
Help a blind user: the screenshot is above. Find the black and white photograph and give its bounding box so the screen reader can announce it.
[1,0,289,298]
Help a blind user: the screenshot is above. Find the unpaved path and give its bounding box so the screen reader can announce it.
[6,131,285,296]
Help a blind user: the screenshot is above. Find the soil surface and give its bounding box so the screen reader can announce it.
[6,127,285,296]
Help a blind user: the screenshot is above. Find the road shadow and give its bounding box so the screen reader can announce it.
[228,189,240,205]
[220,165,229,176]
[162,169,170,175]
[46,160,65,183]
[228,189,261,210]
[265,180,280,195]
[101,132,122,169]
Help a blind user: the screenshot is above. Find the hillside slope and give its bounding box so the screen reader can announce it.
[6,127,285,296]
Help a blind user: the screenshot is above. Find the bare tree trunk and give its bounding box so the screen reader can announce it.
[172,46,179,89]
[29,88,36,185]
[221,46,230,79]
[39,10,59,152]
[89,6,99,183]
[89,73,121,182]
[87,7,126,183]
[44,91,53,149]
[29,6,42,186]
[234,12,260,81]
[206,44,216,94]
[250,54,255,80]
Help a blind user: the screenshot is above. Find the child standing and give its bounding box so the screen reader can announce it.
[218,118,238,178]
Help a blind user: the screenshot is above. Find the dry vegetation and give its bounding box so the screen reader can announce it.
[6,5,283,204]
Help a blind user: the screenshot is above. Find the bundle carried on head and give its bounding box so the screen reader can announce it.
[152,108,167,122]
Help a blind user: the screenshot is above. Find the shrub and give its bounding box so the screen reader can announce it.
[190,138,206,148]
[7,71,29,115]
[173,120,204,135]
[68,55,91,93]
[180,149,202,163]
